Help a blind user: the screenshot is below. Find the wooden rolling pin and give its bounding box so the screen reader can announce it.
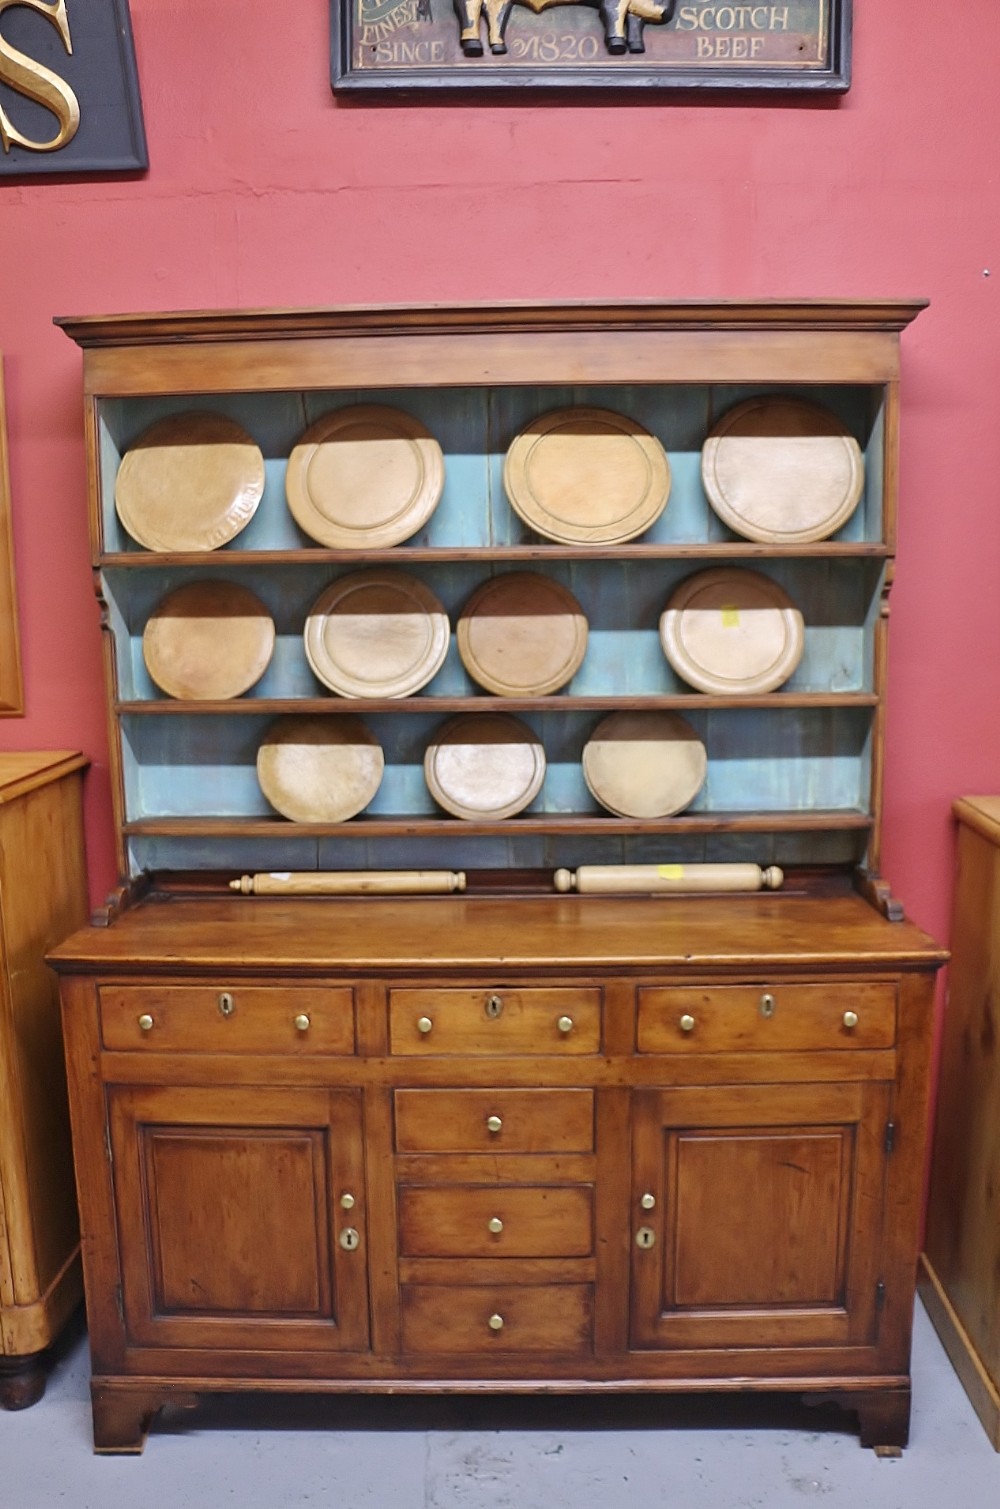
[553,863,783,895]
[231,870,467,896]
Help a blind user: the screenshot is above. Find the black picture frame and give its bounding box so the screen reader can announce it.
[0,0,146,177]
[331,0,851,94]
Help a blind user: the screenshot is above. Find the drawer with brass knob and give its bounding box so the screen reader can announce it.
[394,1089,595,1153]
[636,981,897,1054]
[397,1184,593,1258]
[388,986,601,1055]
[400,1283,593,1355]
[99,983,356,1054]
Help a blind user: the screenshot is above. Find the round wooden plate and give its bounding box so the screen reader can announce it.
[142,580,275,700]
[304,569,450,699]
[456,572,588,697]
[285,405,444,549]
[424,713,546,821]
[701,397,864,544]
[256,715,384,823]
[659,568,804,696]
[504,407,671,545]
[582,711,706,819]
[115,412,265,552]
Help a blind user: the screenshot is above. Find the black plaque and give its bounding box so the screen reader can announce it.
[332,0,851,92]
[0,0,146,176]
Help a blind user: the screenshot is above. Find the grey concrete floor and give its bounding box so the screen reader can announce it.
[3,1301,999,1509]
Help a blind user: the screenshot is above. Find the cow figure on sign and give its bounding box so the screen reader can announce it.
[453,0,677,56]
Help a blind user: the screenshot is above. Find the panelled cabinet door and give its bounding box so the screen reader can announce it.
[108,1085,368,1353]
[630,1082,892,1353]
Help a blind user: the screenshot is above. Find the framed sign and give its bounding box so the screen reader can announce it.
[0,0,146,176]
[332,0,850,92]
[0,357,24,717]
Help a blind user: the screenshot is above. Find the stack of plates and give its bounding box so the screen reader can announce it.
[115,412,265,552]
[285,405,444,548]
[504,407,670,545]
[257,715,384,823]
[304,569,449,699]
[456,572,587,697]
[582,711,706,819]
[142,581,275,700]
[424,713,545,821]
[659,568,804,696]
[701,397,864,544]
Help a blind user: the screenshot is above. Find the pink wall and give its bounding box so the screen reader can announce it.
[1,0,997,953]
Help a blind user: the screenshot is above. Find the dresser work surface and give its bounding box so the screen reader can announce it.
[49,891,945,1454]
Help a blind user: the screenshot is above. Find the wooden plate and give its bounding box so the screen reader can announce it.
[285,405,444,548]
[701,398,864,544]
[504,407,671,545]
[142,581,275,700]
[115,412,264,552]
[304,569,449,699]
[582,711,706,819]
[456,572,588,697]
[659,568,804,696]
[256,715,384,823]
[424,713,546,821]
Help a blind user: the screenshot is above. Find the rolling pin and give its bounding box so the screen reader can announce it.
[553,863,783,895]
[231,870,467,896]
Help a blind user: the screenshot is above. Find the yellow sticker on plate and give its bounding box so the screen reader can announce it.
[720,605,740,628]
[657,865,685,879]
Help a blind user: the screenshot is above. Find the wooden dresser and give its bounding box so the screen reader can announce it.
[921,797,1000,1448]
[48,300,945,1452]
[0,752,88,1408]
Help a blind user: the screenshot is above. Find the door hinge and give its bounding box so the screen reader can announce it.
[114,1283,125,1326]
[884,1121,896,1154]
[104,1124,114,1166]
[875,1280,886,1310]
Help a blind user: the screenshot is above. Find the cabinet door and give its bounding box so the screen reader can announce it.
[108,1085,368,1352]
[630,1082,891,1352]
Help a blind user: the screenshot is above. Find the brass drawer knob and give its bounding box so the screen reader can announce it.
[843,1010,859,1030]
[679,1014,696,1034]
[488,1313,504,1331]
[640,1192,656,1211]
[557,1015,574,1035]
[294,1013,311,1032]
[218,991,235,1018]
[486,1115,503,1134]
[137,1013,154,1032]
[340,1192,355,1210]
[417,1016,433,1035]
[488,1216,504,1234]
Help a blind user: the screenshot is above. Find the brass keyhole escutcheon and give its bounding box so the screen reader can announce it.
[759,992,776,1018]
[218,991,235,1018]
[485,993,504,1020]
[339,1227,360,1252]
[635,1226,656,1250]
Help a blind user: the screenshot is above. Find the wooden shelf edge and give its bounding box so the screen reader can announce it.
[114,695,881,717]
[98,544,892,569]
[122,811,875,839]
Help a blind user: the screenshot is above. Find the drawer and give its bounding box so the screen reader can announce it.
[389,986,601,1055]
[636,981,896,1053]
[99,983,355,1054]
[394,1089,595,1153]
[398,1184,593,1257]
[401,1284,593,1355]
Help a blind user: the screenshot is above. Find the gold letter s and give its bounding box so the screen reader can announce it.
[0,0,80,154]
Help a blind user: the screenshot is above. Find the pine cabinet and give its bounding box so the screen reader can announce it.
[49,302,945,1452]
[0,753,88,1408]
